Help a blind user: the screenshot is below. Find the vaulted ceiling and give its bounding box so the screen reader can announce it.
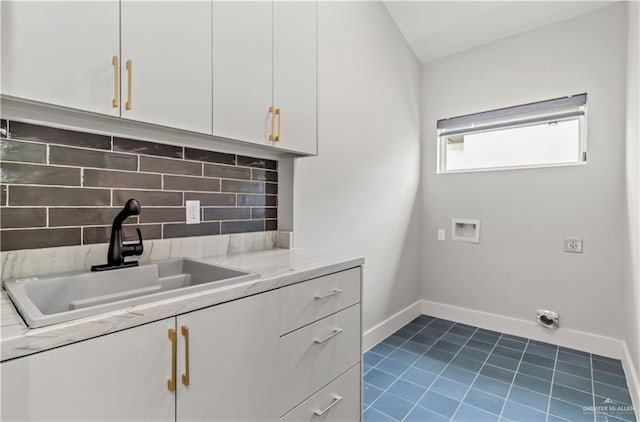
[383,1,616,63]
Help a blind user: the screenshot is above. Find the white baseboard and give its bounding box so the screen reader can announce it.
[420,299,624,359]
[362,300,422,352]
[621,341,640,411]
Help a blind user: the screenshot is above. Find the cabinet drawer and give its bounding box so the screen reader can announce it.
[281,364,361,422]
[280,304,361,415]
[280,267,360,334]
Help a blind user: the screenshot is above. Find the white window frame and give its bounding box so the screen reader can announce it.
[437,94,588,174]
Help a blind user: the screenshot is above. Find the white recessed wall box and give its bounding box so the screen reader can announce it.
[451,218,480,243]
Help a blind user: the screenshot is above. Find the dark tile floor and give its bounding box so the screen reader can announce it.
[363,315,637,422]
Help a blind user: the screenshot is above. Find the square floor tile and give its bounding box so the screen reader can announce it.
[405,405,448,421]
[387,379,426,404]
[463,388,505,415]
[364,383,385,406]
[480,364,515,384]
[507,385,549,412]
[441,365,477,385]
[419,390,459,418]
[377,358,410,377]
[512,372,551,395]
[472,375,511,398]
[502,400,547,421]
[365,368,397,390]
[401,366,437,388]
[364,407,396,421]
[549,398,594,421]
[518,361,553,381]
[429,376,469,401]
[553,371,592,394]
[371,393,414,421]
[370,342,396,357]
[454,403,500,421]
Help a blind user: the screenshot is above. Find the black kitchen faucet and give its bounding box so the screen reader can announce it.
[91,199,144,272]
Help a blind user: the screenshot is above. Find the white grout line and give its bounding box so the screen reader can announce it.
[590,354,597,422]
[545,343,561,422]
[447,333,507,420]
[497,339,531,420]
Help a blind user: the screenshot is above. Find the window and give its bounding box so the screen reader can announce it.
[437,94,587,173]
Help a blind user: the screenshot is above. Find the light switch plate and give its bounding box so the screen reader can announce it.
[186,200,200,224]
[437,229,446,241]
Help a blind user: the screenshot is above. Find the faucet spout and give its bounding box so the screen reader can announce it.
[91,199,144,272]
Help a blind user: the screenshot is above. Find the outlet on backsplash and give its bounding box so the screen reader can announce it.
[186,200,201,225]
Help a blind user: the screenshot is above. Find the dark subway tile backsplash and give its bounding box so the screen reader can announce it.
[9,121,112,150]
[0,120,278,251]
[184,148,236,165]
[0,139,47,163]
[1,162,80,186]
[50,145,138,171]
[0,208,47,229]
[237,155,277,170]
[163,175,220,192]
[114,137,183,159]
[9,186,111,206]
[83,169,162,189]
[1,227,81,251]
[140,155,202,176]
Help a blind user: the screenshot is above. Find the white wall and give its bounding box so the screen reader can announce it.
[421,4,628,338]
[624,0,640,380]
[293,1,421,332]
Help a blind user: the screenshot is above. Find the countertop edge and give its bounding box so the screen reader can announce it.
[1,250,364,362]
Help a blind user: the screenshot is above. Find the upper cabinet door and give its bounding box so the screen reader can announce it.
[120,1,212,134]
[212,1,273,147]
[1,1,120,116]
[273,1,317,155]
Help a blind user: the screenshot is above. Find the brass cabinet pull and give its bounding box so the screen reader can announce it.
[111,55,119,108]
[167,328,177,392]
[181,325,190,386]
[274,107,281,142]
[268,106,276,141]
[125,60,132,110]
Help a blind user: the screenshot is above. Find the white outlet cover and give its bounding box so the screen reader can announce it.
[437,229,446,241]
[564,239,583,253]
[185,200,200,225]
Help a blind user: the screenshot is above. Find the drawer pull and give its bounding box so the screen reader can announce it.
[314,289,343,300]
[314,328,343,344]
[313,395,343,417]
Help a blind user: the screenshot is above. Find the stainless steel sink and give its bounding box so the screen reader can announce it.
[3,258,259,328]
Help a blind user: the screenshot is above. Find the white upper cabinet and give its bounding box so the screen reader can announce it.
[273,1,317,155]
[212,1,273,147]
[1,1,120,116]
[1,319,175,421]
[120,1,212,134]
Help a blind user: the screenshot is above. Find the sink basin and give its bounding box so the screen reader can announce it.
[3,258,259,328]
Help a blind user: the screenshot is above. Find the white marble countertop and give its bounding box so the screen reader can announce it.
[0,248,364,362]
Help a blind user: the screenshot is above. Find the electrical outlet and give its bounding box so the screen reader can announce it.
[186,200,200,225]
[437,229,446,241]
[564,239,583,253]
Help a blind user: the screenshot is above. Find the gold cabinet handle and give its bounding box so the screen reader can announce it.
[181,325,190,386]
[125,60,132,110]
[111,55,119,108]
[268,106,276,141]
[274,107,281,142]
[168,328,177,392]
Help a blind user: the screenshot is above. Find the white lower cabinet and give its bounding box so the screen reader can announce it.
[176,290,280,421]
[281,364,361,422]
[0,267,362,421]
[1,318,175,421]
